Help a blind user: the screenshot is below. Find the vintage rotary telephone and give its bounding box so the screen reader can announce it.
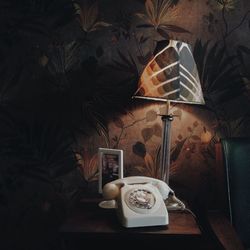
[99,176,185,228]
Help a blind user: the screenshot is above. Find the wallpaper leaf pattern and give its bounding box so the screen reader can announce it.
[73,0,111,33]
[135,0,190,38]
[0,0,250,248]
[194,40,244,106]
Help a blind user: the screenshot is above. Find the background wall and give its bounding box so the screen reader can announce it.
[0,0,250,249]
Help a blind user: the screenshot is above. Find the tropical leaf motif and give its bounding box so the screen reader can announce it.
[157,24,190,34]
[137,51,153,65]
[133,165,145,174]
[73,0,110,33]
[81,103,110,147]
[193,121,199,127]
[0,114,77,183]
[193,40,245,108]
[76,151,98,182]
[110,50,138,76]
[111,10,132,40]
[145,109,158,122]
[214,0,237,12]
[46,41,81,90]
[170,137,187,162]
[134,148,160,178]
[144,152,157,177]
[172,108,182,120]
[135,0,189,37]
[132,141,146,158]
[141,127,154,142]
[144,0,175,24]
[0,61,22,105]
[107,49,139,96]
[237,45,250,79]
[48,41,81,75]
[113,117,124,129]
[153,123,162,137]
[191,135,201,141]
[0,0,75,41]
[169,161,178,178]
[0,110,80,233]
[237,45,250,102]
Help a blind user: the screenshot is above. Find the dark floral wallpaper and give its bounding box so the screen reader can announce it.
[0,0,250,249]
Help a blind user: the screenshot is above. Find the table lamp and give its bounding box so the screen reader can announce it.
[133,40,205,184]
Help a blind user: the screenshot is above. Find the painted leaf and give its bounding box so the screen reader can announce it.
[142,127,154,142]
[154,145,161,176]
[112,136,118,142]
[137,51,153,65]
[139,35,150,44]
[157,27,170,39]
[159,24,190,34]
[113,117,124,128]
[75,153,84,168]
[171,138,187,162]
[135,13,147,19]
[144,152,155,177]
[169,0,180,6]
[136,24,154,28]
[153,123,162,137]
[146,109,158,122]
[177,134,183,140]
[191,135,201,141]
[145,0,155,21]
[92,21,111,31]
[74,2,110,33]
[193,121,199,127]
[169,161,178,178]
[134,165,145,173]
[84,153,98,181]
[173,109,182,120]
[132,141,146,158]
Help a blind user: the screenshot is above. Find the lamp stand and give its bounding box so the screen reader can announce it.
[159,101,173,184]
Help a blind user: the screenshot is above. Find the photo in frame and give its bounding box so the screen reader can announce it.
[98,148,123,194]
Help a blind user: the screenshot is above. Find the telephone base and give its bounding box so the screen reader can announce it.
[117,183,169,228]
[118,209,169,228]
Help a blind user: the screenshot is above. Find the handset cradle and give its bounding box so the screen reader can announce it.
[100,176,173,228]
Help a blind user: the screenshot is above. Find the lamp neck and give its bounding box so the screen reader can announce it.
[161,114,174,122]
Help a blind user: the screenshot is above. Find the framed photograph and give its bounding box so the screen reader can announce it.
[98,148,123,193]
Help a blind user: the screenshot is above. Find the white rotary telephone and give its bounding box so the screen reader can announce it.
[99,176,184,228]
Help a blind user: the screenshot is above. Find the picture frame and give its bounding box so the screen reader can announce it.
[98,148,123,194]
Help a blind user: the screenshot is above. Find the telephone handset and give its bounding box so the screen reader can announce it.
[99,176,180,228]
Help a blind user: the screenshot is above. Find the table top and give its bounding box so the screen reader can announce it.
[60,198,201,236]
[59,199,245,250]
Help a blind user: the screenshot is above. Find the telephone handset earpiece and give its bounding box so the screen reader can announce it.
[102,183,122,200]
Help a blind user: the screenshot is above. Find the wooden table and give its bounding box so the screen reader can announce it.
[60,198,215,249]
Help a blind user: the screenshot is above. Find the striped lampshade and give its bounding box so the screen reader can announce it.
[134,40,205,105]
